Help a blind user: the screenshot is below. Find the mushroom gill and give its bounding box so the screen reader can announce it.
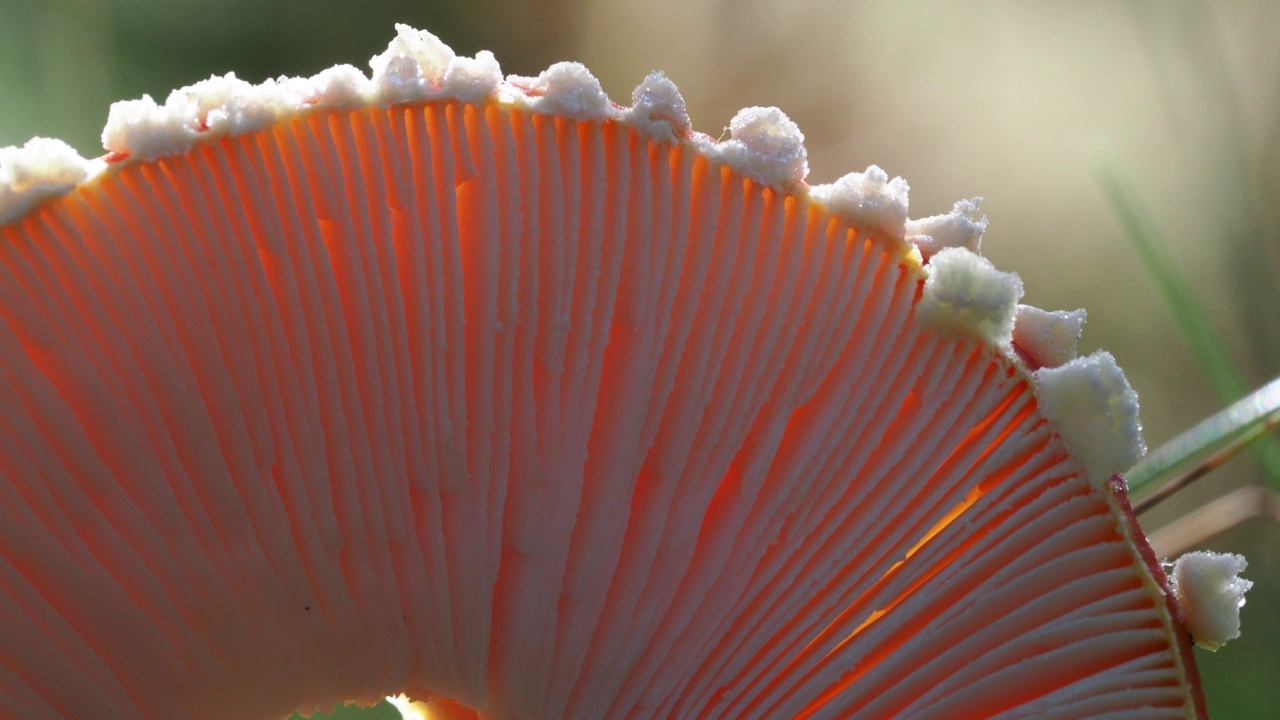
[0,24,1238,720]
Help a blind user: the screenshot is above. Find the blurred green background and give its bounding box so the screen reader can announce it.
[3,0,1277,717]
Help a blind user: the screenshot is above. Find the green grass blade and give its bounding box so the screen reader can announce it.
[1097,165,1280,490]
[1127,374,1280,496]
[1097,167,1247,402]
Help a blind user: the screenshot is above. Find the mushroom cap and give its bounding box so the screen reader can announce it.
[0,25,1210,719]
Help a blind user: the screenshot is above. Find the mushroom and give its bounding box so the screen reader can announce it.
[0,23,1247,719]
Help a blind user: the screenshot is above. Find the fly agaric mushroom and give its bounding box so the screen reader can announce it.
[0,24,1251,719]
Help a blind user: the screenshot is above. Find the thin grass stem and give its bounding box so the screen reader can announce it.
[1098,164,1280,490]
[1126,375,1280,500]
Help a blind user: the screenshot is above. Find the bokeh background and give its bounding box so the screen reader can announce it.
[2,0,1277,716]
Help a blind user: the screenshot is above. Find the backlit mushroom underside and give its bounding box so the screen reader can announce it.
[0,26,1212,720]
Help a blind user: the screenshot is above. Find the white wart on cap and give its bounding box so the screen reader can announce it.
[1171,551,1252,651]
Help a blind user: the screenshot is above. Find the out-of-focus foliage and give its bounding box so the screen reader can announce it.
[0,0,578,153]
[288,700,400,720]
